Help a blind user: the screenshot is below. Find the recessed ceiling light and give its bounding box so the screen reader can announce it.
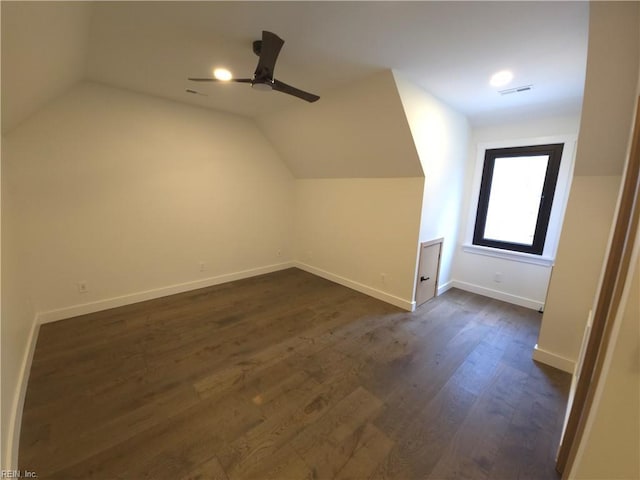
[490,70,514,87]
[213,68,233,81]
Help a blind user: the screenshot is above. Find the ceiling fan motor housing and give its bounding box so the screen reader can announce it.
[252,81,272,91]
[252,40,262,56]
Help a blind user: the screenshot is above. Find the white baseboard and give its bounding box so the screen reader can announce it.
[294,262,415,311]
[37,262,295,324]
[6,317,40,470]
[533,344,576,374]
[438,280,453,296]
[450,280,544,311]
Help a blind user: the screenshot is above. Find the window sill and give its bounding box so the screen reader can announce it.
[462,244,554,267]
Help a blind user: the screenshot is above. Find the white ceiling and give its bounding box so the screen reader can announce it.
[87,1,589,125]
[3,1,589,131]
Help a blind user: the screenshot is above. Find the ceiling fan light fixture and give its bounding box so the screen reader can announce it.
[490,70,513,87]
[189,31,319,103]
[213,68,233,81]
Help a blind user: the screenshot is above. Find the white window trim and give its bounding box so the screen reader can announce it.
[462,243,554,266]
[462,134,577,265]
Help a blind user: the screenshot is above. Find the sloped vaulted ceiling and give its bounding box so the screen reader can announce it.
[79,1,587,126]
[2,2,589,133]
[258,70,423,179]
[1,2,91,134]
[2,1,589,178]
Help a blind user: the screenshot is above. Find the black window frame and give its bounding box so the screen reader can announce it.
[472,143,564,255]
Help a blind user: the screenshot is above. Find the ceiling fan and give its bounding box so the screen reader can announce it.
[188,31,320,103]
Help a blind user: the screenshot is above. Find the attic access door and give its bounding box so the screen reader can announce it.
[416,239,443,307]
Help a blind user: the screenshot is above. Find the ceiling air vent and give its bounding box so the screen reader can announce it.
[499,85,533,96]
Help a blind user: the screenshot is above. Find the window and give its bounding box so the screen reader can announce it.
[473,143,564,255]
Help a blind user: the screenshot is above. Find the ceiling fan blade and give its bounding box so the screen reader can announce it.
[188,77,253,83]
[272,79,320,103]
[254,31,284,80]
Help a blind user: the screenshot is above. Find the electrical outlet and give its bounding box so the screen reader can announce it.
[494,272,503,283]
[381,273,386,284]
[277,249,282,258]
[199,262,206,272]
[77,281,88,293]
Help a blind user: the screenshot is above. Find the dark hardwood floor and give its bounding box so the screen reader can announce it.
[19,268,570,479]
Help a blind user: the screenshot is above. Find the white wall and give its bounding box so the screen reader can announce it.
[4,82,296,317]
[536,1,639,372]
[1,171,36,469]
[569,228,640,480]
[1,82,296,467]
[1,2,91,467]
[451,114,580,310]
[259,69,426,310]
[1,1,91,133]
[571,3,640,177]
[294,178,423,310]
[535,176,621,368]
[393,73,471,294]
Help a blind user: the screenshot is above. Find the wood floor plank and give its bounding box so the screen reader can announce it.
[372,375,479,479]
[179,455,229,480]
[428,362,528,479]
[327,422,393,480]
[21,381,201,474]
[221,375,375,479]
[19,269,569,480]
[49,393,262,479]
[241,445,311,480]
[488,362,568,480]
[372,318,491,437]
[290,387,384,479]
[220,376,326,479]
